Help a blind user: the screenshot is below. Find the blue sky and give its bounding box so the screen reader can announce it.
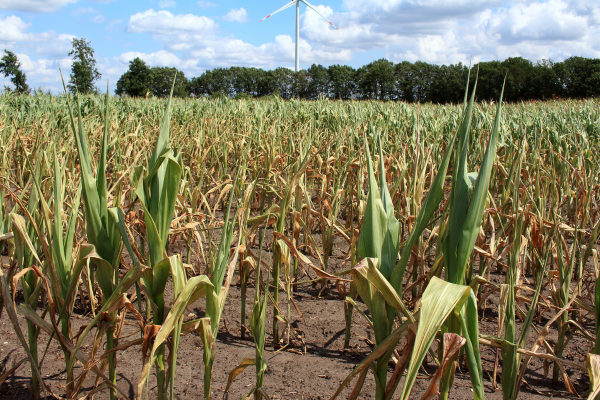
[0,0,599,93]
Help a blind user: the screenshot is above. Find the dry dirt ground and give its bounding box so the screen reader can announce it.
[0,229,592,400]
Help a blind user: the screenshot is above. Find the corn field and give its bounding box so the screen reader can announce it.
[0,82,599,400]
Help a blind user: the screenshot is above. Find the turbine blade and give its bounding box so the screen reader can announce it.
[300,0,339,30]
[259,0,298,22]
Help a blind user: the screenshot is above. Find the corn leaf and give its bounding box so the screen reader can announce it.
[400,277,472,400]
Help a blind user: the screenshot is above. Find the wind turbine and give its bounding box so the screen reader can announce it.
[260,0,338,72]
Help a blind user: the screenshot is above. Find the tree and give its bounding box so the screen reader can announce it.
[357,59,395,100]
[561,56,600,98]
[411,61,438,102]
[307,64,329,99]
[501,57,534,101]
[0,50,29,93]
[430,63,468,104]
[292,70,310,99]
[68,38,101,94]
[328,64,356,100]
[150,67,189,98]
[115,57,152,97]
[270,67,294,99]
[527,60,560,100]
[471,61,505,101]
[394,61,415,102]
[231,67,264,97]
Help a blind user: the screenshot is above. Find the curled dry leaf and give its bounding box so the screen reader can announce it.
[419,333,466,400]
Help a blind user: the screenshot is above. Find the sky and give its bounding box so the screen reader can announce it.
[0,0,599,93]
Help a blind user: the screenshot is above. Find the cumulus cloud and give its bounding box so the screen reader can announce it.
[222,8,248,23]
[115,34,351,77]
[122,7,350,73]
[0,15,74,57]
[0,15,32,42]
[300,0,600,64]
[127,9,218,35]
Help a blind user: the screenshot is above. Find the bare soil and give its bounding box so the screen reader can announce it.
[0,228,592,400]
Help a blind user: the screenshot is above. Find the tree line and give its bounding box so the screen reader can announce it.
[2,36,600,102]
[116,56,600,102]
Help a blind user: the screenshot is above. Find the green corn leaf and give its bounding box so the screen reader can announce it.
[107,207,140,265]
[351,258,414,322]
[11,214,41,266]
[400,277,472,400]
[454,83,505,283]
[151,257,171,320]
[357,137,387,273]
[459,291,485,400]
[137,271,213,398]
[390,131,456,292]
[63,184,82,276]
[443,82,477,284]
[59,244,95,317]
[97,89,110,216]
[378,136,401,279]
[151,156,182,246]
[52,153,67,285]
[148,74,176,175]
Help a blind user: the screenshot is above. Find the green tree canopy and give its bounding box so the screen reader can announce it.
[357,59,395,100]
[67,37,101,94]
[116,56,600,102]
[150,67,190,98]
[115,57,152,97]
[0,50,29,94]
[328,64,357,100]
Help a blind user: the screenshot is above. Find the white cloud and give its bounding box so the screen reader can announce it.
[298,0,600,64]
[92,14,106,23]
[159,0,176,9]
[0,0,76,13]
[197,1,217,9]
[123,7,350,73]
[118,50,198,70]
[486,0,588,44]
[0,15,74,57]
[116,34,352,77]
[128,9,218,35]
[222,8,247,23]
[0,15,32,42]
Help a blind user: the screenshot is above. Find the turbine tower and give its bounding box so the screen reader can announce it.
[260,0,338,72]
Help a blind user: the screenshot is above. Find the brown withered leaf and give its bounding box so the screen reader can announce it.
[419,333,466,400]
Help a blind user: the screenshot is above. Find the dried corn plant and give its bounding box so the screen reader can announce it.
[0,78,598,400]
